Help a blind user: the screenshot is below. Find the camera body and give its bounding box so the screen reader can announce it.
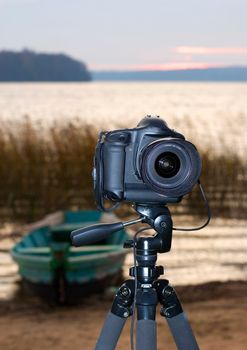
[93,115,202,209]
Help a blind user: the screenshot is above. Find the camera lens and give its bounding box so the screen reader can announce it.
[155,152,180,178]
[140,138,202,198]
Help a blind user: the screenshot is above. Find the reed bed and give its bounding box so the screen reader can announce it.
[0,118,246,222]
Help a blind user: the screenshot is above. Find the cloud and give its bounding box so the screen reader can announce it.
[89,62,222,71]
[175,46,247,55]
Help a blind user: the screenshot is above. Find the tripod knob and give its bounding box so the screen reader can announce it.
[154,214,173,252]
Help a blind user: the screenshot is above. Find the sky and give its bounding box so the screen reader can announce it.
[0,0,246,71]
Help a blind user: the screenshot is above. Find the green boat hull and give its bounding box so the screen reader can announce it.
[11,211,129,303]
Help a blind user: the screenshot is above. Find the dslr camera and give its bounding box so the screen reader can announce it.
[93,115,201,210]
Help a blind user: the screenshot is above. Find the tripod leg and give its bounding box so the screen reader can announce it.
[94,312,127,350]
[156,280,200,350]
[166,312,199,350]
[94,280,135,350]
[136,320,157,350]
[136,287,158,350]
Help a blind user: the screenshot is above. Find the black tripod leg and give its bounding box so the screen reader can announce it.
[94,280,135,350]
[156,280,200,350]
[94,312,127,350]
[136,320,157,350]
[166,312,199,350]
[136,287,158,350]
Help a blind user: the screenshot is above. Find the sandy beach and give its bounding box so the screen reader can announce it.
[0,281,246,350]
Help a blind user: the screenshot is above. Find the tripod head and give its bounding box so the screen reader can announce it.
[71,203,173,285]
[71,203,173,253]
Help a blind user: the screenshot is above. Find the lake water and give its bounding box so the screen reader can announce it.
[0,82,247,156]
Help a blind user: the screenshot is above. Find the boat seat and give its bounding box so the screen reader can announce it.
[50,222,107,245]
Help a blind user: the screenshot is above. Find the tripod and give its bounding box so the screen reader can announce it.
[71,204,200,350]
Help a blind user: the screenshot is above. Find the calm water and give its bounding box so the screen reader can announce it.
[0,82,247,156]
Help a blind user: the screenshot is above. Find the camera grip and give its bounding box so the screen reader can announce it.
[103,132,129,201]
[71,222,124,246]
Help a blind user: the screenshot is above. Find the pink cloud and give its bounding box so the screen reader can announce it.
[175,46,247,55]
[89,62,223,71]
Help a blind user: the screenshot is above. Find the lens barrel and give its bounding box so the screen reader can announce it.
[140,139,202,197]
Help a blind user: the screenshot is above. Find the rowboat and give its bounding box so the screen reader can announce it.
[11,210,129,303]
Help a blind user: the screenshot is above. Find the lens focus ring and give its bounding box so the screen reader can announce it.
[140,138,202,198]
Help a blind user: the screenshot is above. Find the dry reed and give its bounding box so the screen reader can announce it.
[0,119,246,222]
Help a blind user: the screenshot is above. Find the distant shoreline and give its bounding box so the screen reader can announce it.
[1,50,246,82]
[92,66,247,82]
[0,80,247,83]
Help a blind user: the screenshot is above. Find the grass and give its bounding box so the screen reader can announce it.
[0,118,246,222]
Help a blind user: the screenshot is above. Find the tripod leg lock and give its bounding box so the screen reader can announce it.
[155,279,183,318]
[111,280,135,318]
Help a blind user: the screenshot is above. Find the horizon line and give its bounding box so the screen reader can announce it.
[90,64,247,72]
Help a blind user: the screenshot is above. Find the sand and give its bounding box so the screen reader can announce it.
[0,281,246,350]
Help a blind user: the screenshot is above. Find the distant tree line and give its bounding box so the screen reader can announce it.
[0,49,91,82]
